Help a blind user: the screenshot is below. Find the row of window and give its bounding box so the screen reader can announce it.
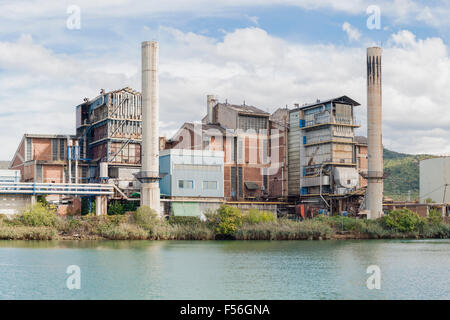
[238,115,268,132]
[52,139,66,161]
[178,180,218,190]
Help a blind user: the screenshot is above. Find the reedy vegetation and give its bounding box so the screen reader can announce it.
[0,204,449,240]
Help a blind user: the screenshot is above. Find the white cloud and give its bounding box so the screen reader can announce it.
[342,22,361,41]
[0,0,448,33]
[245,14,259,25]
[0,25,449,160]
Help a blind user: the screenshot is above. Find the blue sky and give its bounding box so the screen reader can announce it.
[0,0,449,160]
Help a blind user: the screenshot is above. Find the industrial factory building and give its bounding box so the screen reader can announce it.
[288,96,367,215]
[9,88,149,198]
[3,42,389,219]
[7,91,368,216]
[167,97,288,201]
[10,134,82,183]
[76,87,144,195]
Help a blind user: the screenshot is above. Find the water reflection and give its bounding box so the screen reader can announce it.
[0,240,449,299]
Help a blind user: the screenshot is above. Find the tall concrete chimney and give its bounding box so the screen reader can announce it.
[140,41,160,214]
[366,47,383,219]
[206,95,215,124]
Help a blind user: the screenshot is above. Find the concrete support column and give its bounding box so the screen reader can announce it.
[96,196,108,216]
[141,182,161,214]
[31,195,37,206]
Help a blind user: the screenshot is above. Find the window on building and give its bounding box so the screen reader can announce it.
[178,180,194,189]
[52,139,58,161]
[203,181,217,190]
[26,138,32,161]
[60,139,65,160]
[238,167,243,198]
[202,135,210,150]
[231,167,237,198]
[263,168,268,191]
[36,164,42,183]
[262,138,268,164]
[229,137,236,163]
[238,115,267,132]
[237,139,243,164]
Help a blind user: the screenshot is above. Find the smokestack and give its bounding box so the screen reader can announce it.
[366,47,383,219]
[206,95,215,124]
[140,41,160,214]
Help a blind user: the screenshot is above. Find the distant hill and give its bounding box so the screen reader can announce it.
[383,148,437,200]
[383,148,411,160]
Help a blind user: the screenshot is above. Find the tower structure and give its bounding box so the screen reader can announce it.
[140,41,161,214]
[366,47,383,219]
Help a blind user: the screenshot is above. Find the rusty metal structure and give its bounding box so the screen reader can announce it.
[288,96,366,215]
[75,87,142,195]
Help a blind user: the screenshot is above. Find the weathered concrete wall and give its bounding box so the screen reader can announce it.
[420,157,450,203]
[228,203,278,214]
[0,194,32,216]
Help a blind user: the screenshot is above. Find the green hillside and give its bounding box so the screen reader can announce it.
[383,148,437,201]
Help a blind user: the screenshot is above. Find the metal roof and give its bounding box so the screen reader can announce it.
[355,136,368,145]
[178,122,235,135]
[216,103,270,116]
[77,87,141,107]
[290,95,361,112]
[24,133,76,139]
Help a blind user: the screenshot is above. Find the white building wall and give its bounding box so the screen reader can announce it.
[420,157,450,203]
[0,170,21,183]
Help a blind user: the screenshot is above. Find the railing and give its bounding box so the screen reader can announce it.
[304,118,361,128]
[0,182,114,196]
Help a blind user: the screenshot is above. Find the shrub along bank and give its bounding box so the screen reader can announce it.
[0,204,449,241]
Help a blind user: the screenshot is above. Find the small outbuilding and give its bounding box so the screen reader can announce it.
[159,149,224,199]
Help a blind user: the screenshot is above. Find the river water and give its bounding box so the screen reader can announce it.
[0,239,449,299]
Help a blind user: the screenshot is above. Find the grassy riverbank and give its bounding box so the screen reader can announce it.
[0,204,449,241]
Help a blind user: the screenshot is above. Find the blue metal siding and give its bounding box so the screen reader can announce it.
[158,154,172,196]
[159,150,224,198]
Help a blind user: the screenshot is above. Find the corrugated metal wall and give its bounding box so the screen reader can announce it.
[160,150,224,198]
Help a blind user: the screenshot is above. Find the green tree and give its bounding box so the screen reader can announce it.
[134,206,159,230]
[215,205,243,236]
[20,203,57,227]
[382,208,423,233]
[108,201,125,215]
